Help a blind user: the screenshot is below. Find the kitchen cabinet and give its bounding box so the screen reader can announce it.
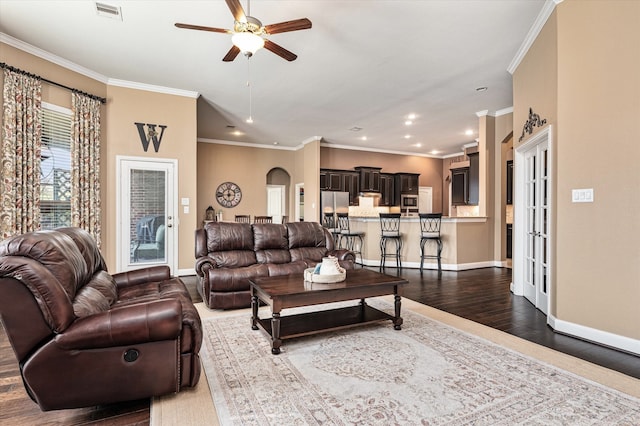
[343,171,360,205]
[451,167,469,205]
[395,173,419,194]
[506,160,513,205]
[468,153,479,205]
[380,173,395,206]
[355,166,381,193]
[319,169,344,191]
[451,154,478,206]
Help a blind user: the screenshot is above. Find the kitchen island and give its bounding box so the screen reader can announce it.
[346,216,493,271]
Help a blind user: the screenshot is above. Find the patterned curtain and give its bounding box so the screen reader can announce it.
[71,92,102,247]
[1,69,42,239]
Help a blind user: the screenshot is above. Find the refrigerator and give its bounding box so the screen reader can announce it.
[321,191,350,217]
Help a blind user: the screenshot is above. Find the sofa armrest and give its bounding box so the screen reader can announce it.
[112,265,171,289]
[329,249,356,264]
[56,299,182,350]
[195,256,217,277]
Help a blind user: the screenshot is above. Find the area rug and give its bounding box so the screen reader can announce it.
[199,300,640,425]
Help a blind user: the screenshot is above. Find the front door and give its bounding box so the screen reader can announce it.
[117,156,177,273]
[514,127,552,315]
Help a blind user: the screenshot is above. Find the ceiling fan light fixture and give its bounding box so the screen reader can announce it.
[232,31,265,55]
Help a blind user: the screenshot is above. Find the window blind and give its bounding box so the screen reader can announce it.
[40,103,72,230]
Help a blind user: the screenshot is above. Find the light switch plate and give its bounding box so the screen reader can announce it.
[181,197,189,206]
[572,188,594,203]
[183,206,189,214]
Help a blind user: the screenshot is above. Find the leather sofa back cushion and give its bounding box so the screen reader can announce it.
[253,224,291,264]
[206,222,254,252]
[72,271,117,318]
[287,222,326,249]
[57,227,107,282]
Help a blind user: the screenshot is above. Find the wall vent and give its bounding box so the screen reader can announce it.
[95,2,122,20]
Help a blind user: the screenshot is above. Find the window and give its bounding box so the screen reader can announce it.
[40,103,72,230]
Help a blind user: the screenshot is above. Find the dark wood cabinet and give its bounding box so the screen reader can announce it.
[451,167,469,205]
[343,171,360,205]
[320,169,344,191]
[506,160,513,205]
[396,173,419,194]
[380,173,395,206]
[468,153,479,205]
[355,167,381,193]
[451,154,478,206]
[506,224,513,259]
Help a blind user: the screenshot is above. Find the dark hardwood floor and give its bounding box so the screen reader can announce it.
[1,267,638,425]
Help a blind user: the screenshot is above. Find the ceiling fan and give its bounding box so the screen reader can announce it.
[175,0,312,62]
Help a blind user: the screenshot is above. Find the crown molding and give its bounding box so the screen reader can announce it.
[495,106,514,116]
[108,78,199,98]
[507,0,562,75]
[198,138,298,151]
[320,142,444,159]
[0,32,108,83]
[1,32,199,99]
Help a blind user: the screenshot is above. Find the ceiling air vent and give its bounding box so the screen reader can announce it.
[95,2,122,20]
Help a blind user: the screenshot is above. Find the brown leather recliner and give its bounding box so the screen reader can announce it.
[195,221,356,309]
[0,227,202,411]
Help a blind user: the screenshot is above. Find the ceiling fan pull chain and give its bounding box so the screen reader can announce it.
[246,57,253,124]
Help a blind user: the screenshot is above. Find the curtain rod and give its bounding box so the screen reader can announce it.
[0,62,107,104]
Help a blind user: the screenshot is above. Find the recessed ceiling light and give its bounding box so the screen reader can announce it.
[465,129,473,136]
[361,136,367,141]
[475,86,488,92]
[405,120,413,126]
[407,113,416,120]
[431,150,439,155]
[273,141,279,145]
[232,130,243,136]
[415,143,422,148]
[404,134,411,139]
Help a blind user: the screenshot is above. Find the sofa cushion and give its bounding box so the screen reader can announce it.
[253,223,291,264]
[205,222,256,267]
[72,271,117,318]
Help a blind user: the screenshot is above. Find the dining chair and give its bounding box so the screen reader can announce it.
[234,215,251,223]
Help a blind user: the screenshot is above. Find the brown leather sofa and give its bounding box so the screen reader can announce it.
[195,221,356,309]
[0,227,202,411]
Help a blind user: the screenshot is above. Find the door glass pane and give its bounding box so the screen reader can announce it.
[130,169,166,264]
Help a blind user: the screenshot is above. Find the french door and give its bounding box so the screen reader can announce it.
[514,126,552,315]
[117,156,177,273]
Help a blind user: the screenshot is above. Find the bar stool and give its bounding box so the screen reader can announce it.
[419,213,443,277]
[322,212,341,243]
[336,213,364,266]
[379,213,402,272]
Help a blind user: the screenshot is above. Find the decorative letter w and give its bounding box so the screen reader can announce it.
[134,122,167,153]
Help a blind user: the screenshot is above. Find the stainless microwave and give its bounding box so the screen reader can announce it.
[401,194,418,208]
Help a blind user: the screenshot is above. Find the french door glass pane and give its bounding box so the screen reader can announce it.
[129,169,166,263]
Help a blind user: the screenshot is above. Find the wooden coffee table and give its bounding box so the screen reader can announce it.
[249,269,408,354]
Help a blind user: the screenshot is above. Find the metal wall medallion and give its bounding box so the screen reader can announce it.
[519,108,547,142]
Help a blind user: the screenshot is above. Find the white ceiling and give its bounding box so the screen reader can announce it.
[0,0,548,156]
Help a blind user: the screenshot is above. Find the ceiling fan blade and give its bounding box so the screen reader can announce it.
[222,45,241,62]
[225,0,247,23]
[175,23,231,34]
[264,39,297,61]
[264,18,312,35]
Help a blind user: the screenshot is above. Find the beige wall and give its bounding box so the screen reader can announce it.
[196,143,298,222]
[320,147,444,212]
[514,0,640,340]
[104,86,197,271]
[0,42,198,273]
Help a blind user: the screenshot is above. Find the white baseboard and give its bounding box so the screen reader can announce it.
[548,314,640,356]
[358,259,502,271]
